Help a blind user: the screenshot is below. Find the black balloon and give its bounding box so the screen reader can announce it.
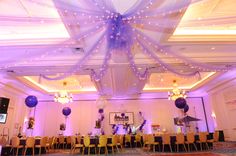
[184,105,189,113]
[175,97,187,109]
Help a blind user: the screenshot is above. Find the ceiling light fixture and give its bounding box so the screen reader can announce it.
[168,80,187,101]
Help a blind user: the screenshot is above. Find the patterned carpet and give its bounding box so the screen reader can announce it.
[42,148,236,156]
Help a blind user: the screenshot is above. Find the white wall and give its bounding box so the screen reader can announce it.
[209,80,236,141]
[29,97,211,136]
[0,84,27,141]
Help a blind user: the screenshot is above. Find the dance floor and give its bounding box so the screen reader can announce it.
[42,148,235,156]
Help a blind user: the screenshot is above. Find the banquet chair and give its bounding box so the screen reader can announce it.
[185,133,197,151]
[71,136,83,154]
[23,137,35,156]
[197,132,209,150]
[83,135,96,155]
[116,135,124,151]
[142,134,149,149]
[124,134,132,148]
[76,135,82,146]
[35,136,48,155]
[97,135,108,155]
[52,137,59,149]
[66,136,72,149]
[46,136,56,152]
[207,131,219,149]
[58,136,66,149]
[162,134,172,152]
[147,134,160,152]
[107,135,119,154]
[175,133,187,152]
[0,136,10,147]
[10,136,24,156]
[134,134,142,147]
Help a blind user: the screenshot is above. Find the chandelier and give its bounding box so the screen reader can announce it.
[168,80,187,101]
[54,82,73,104]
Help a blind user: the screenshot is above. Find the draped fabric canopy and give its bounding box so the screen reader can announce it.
[0,0,235,96]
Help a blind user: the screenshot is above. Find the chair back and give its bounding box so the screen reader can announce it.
[186,133,195,143]
[77,135,82,144]
[142,134,148,143]
[99,135,107,146]
[162,134,171,144]
[117,135,124,145]
[52,136,57,145]
[125,134,131,142]
[176,133,185,144]
[11,137,20,147]
[40,137,48,147]
[111,135,117,145]
[58,136,65,143]
[0,136,8,146]
[26,137,35,148]
[70,136,76,146]
[84,136,91,147]
[199,132,207,142]
[148,134,155,144]
[213,131,219,142]
[135,134,141,142]
[47,137,53,146]
[66,136,72,144]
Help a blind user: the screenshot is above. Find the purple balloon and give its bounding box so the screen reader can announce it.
[25,95,38,108]
[184,105,189,113]
[62,107,71,116]
[175,97,187,109]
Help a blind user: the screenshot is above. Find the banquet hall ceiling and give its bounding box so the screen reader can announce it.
[0,0,236,97]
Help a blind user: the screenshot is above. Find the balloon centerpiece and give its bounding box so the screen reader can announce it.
[25,95,38,131]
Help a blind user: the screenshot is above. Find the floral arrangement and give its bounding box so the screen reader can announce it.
[123,123,132,134]
[27,117,35,129]
[60,123,66,131]
[96,108,105,129]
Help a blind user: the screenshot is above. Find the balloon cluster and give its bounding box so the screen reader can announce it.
[112,124,119,135]
[175,98,189,113]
